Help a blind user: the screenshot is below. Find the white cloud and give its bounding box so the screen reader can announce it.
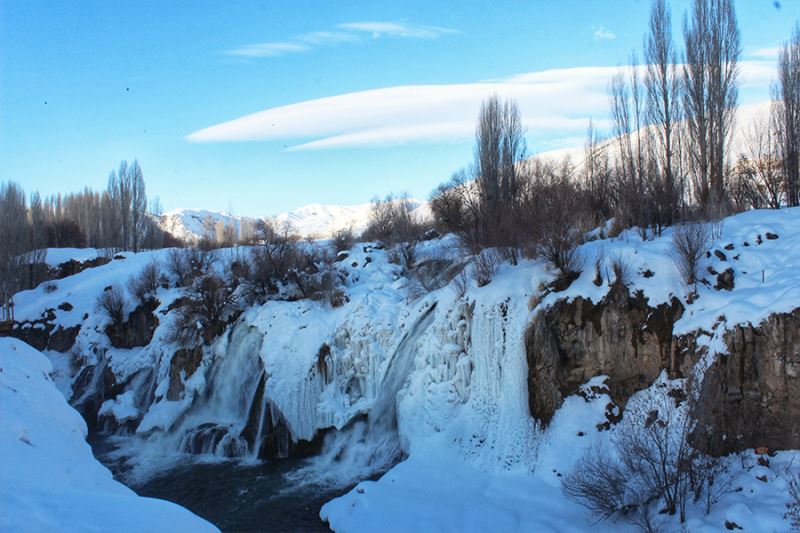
[224,21,457,58]
[186,61,774,152]
[337,21,457,39]
[226,42,309,58]
[745,46,780,59]
[592,27,616,42]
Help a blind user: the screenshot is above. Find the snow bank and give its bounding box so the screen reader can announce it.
[0,338,219,533]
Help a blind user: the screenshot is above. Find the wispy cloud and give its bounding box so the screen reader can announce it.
[224,21,457,59]
[227,42,309,58]
[337,21,457,39]
[745,45,780,59]
[592,27,617,42]
[187,61,774,152]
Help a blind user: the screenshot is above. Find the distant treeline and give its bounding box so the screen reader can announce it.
[0,160,180,298]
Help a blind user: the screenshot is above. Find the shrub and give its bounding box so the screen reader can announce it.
[170,274,237,345]
[671,221,710,286]
[608,254,632,287]
[332,227,355,252]
[472,249,499,287]
[130,260,160,302]
[362,193,425,246]
[97,285,125,323]
[167,247,216,287]
[563,380,732,527]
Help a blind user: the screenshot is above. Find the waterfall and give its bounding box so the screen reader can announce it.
[287,301,437,488]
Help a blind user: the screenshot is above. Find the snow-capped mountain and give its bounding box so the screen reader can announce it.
[159,201,431,242]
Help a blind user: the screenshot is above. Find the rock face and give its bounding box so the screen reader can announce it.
[8,310,81,353]
[692,309,800,454]
[526,286,800,453]
[105,299,159,349]
[526,284,685,425]
[167,345,204,400]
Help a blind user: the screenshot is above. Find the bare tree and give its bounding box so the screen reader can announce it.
[475,95,527,247]
[682,0,740,210]
[775,23,800,207]
[732,110,783,210]
[130,160,147,252]
[671,221,710,286]
[644,0,682,226]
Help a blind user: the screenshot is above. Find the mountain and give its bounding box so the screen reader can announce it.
[159,201,431,243]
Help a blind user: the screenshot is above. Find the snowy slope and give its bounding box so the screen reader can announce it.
[537,100,773,172]
[0,337,218,533]
[159,201,431,242]
[158,208,259,243]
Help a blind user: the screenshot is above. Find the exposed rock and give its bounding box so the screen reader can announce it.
[167,345,204,400]
[105,299,159,349]
[48,325,81,352]
[765,232,779,240]
[715,268,735,291]
[70,358,124,430]
[51,256,111,280]
[525,284,685,425]
[692,309,800,454]
[714,250,727,261]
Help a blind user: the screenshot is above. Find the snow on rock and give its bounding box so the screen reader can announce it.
[0,338,218,533]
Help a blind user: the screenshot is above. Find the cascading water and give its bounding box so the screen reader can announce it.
[288,301,438,488]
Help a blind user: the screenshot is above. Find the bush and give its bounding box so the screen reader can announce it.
[362,193,425,246]
[472,249,499,287]
[130,260,160,302]
[671,221,710,286]
[170,274,237,345]
[167,247,216,287]
[332,227,354,252]
[608,254,632,287]
[563,380,731,527]
[96,285,125,323]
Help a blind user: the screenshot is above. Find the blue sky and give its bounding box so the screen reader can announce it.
[1,0,797,216]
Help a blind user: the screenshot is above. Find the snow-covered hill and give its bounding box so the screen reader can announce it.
[159,201,431,242]
[0,337,218,533]
[158,208,260,244]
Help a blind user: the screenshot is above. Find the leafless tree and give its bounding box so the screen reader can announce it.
[775,23,800,207]
[475,95,527,248]
[644,0,682,227]
[130,260,161,303]
[171,274,237,345]
[731,110,783,210]
[682,0,740,210]
[671,221,710,286]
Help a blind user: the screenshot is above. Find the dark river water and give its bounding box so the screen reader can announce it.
[90,434,346,533]
[136,459,343,533]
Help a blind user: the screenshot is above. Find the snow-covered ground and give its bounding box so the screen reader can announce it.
[0,337,218,533]
[8,206,800,532]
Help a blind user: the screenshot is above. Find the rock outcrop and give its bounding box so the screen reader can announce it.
[692,309,800,454]
[526,286,800,452]
[105,299,159,349]
[526,284,685,425]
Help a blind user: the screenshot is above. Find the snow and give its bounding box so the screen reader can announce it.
[159,201,431,242]
[0,337,218,533]
[9,206,800,532]
[98,390,140,424]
